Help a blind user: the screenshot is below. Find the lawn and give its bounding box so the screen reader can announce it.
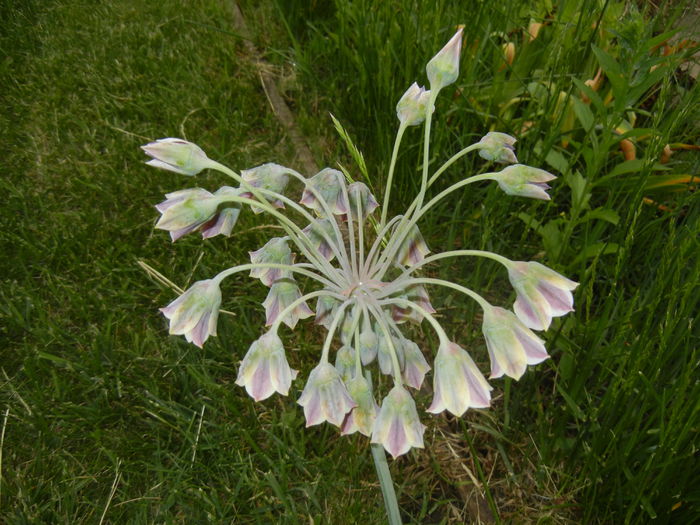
[1,0,698,523]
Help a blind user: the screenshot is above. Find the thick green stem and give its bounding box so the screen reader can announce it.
[371,443,403,525]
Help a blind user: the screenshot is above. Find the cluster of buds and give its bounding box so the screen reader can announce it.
[143,28,577,458]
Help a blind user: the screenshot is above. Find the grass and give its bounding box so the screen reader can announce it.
[1,0,699,523]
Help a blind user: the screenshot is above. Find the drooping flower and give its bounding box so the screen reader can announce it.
[302,218,338,261]
[426,28,463,91]
[262,279,313,329]
[341,375,379,437]
[334,345,356,382]
[200,186,243,239]
[396,225,430,266]
[300,168,348,215]
[401,339,431,389]
[376,328,405,376]
[160,279,221,348]
[491,164,556,200]
[482,306,549,380]
[371,385,426,458]
[155,188,221,241]
[358,320,378,365]
[249,237,294,286]
[240,163,291,213]
[298,362,357,427]
[347,181,379,220]
[315,295,342,329]
[477,132,518,164]
[391,284,436,325]
[396,82,433,127]
[142,138,212,176]
[427,342,492,416]
[235,332,298,401]
[507,261,579,331]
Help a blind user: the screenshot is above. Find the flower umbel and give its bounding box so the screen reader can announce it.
[144,26,577,460]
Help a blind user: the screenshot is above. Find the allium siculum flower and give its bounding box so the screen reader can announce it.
[426,27,463,91]
[160,279,221,348]
[235,332,298,401]
[262,279,313,329]
[341,375,379,437]
[482,306,549,380]
[371,385,426,459]
[142,138,212,176]
[507,261,579,331]
[298,362,356,427]
[478,132,518,164]
[428,342,492,416]
[146,25,578,460]
[300,168,348,215]
[492,164,557,200]
[396,82,433,127]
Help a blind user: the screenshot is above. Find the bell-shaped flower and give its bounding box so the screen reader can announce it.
[477,132,518,164]
[160,279,221,348]
[240,163,291,214]
[371,385,426,458]
[300,168,348,216]
[391,284,436,325]
[315,295,341,329]
[200,186,243,239]
[302,218,338,261]
[155,188,221,241]
[347,181,379,220]
[401,339,431,389]
[491,164,556,200]
[426,28,463,91]
[334,345,356,382]
[358,319,378,365]
[341,375,379,437]
[396,82,433,127]
[235,332,298,401]
[507,261,579,331]
[427,342,492,416]
[396,225,430,266]
[482,306,549,380]
[298,362,357,427]
[142,138,212,176]
[262,279,313,329]
[249,237,294,286]
[377,328,405,376]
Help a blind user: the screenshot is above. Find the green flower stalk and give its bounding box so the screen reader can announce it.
[142,29,577,464]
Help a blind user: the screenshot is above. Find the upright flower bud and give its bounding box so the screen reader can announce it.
[341,375,379,437]
[142,138,211,176]
[478,132,518,164]
[347,181,379,220]
[371,385,426,458]
[160,279,221,348]
[249,237,294,286]
[262,279,313,329]
[427,342,492,416]
[299,168,348,216]
[507,261,579,331]
[358,318,378,365]
[235,332,298,401]
[482,306,549,380]
[396,225,430,266]
[426,28,463,91]
[491,164,557,200]
[298,362,357,427]
[396,82,433,127]
[240,163,291,214]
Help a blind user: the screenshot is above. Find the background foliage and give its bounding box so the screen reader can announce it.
[1,0,698,523]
